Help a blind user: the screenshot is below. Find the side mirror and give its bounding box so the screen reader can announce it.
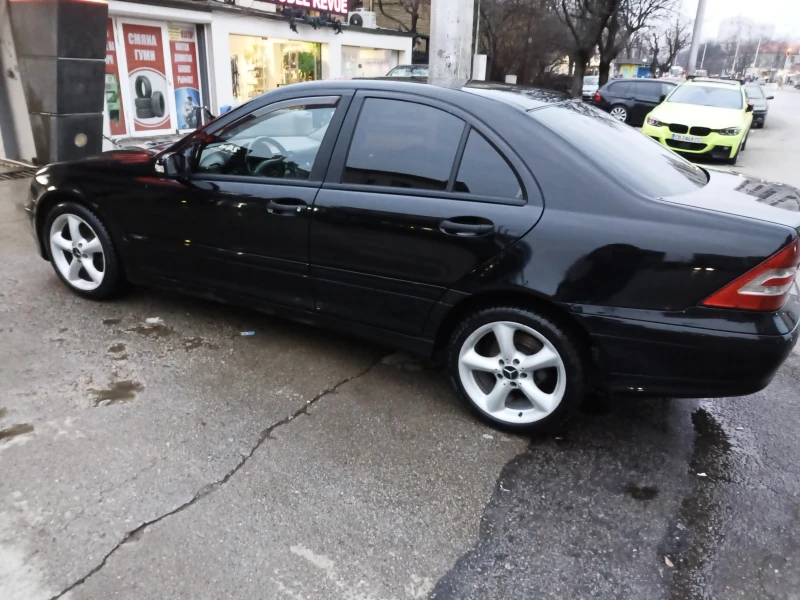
[767,96,775,100]
[746,103,754,113]
[156,153,185,177]
[659,94,666,103]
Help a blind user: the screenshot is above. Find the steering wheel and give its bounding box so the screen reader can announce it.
[247,136,289,176]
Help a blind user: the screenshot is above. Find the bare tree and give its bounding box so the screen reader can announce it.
[597,0,676,86]
[375,0,429,33]
[649,14,691,76]
[554,0,621,98]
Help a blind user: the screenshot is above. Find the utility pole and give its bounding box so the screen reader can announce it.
[428,0,475,88]
[752,37,762,68]
[687,0,708,75]
[700,43,707,68]
[731,36,740,75]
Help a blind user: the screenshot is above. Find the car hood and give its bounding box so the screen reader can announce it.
[650,102,746,129]
[663,168,800,230]
[44,149,157,176]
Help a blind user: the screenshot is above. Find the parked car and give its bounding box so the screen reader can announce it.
[582,75,599,101]
[592,78,678,124]
[27,80,800,434]
[745,83,774,128]
[387,64,428,78]
[642,78,753,165]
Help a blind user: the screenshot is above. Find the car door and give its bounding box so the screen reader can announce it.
[309,92,543,336]
[631,81,661,123]
[140,94,350,310]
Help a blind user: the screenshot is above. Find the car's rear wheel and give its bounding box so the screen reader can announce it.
[45,202,122,299]
[447,307,586,434]
[609,105,628,123]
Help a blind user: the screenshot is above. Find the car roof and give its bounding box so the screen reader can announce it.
[685,78,742,88]
[271,78,570,112]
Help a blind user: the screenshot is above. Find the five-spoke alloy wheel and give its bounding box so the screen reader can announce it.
[449,307,586,434]
[44,202,121,299]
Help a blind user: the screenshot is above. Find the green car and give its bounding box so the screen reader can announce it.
[641,78,754,165]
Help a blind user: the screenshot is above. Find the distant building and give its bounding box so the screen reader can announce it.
[718,16,775,42]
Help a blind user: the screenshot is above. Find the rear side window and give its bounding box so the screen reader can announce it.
[661,83,677,98]
[609,81,632,96]
[637,81,661,99]
[454,130,522,200]
[343,98,464,190]
[533,102,707,197]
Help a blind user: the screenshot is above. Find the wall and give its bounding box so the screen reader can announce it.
[0,0,36,163]
[209,10,412,110]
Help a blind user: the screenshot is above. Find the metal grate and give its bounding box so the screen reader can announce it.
[0,168,36,181]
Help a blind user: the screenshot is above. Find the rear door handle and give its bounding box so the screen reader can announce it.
[267,199,307,215]
[440,218,494,237]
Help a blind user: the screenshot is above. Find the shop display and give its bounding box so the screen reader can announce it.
[104,19,127,136]
[122,23,171,132]
[169,24,202,130]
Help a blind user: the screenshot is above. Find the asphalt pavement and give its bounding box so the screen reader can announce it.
[2,88,800,600]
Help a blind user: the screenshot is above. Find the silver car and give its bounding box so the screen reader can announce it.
[582,76,599,100]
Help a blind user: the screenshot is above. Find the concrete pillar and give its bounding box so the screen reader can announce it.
[0,0,36,162]
[428,0,473,88]
[8,0,108,165]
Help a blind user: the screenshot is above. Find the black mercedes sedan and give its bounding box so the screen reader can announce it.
[25,79,800,434]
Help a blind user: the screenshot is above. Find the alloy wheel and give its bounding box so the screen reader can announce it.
[457,321,567,425]
[610,107,627,122]
[49,214,106,291]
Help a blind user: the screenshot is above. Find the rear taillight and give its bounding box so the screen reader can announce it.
[702,237,800,311]
[593,92,601,103]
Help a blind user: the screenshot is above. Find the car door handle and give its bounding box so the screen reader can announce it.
[440,218,494,237]
[267,199,307,215]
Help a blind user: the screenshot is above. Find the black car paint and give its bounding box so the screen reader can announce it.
[593,79,678,124]
[745,84,771,126]
[27,79,800,398]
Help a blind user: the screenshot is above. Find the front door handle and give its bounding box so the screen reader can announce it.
[267,199,307,215]
[440,218,494,237]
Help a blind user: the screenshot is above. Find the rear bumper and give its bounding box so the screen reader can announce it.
[574,302,800,398]
[641,123,741,160]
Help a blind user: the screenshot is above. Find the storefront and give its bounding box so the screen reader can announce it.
[101,0,413,148]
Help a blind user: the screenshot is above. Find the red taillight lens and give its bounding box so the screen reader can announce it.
[702,237,800,311]
[593,92,601,102]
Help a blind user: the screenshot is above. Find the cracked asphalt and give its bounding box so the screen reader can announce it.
[2,88,800,600]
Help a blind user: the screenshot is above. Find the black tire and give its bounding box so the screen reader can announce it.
[44,202,123,300]
[726,146,740,165]
[135,75,152,99]
[136,107,155,120]
[134,97,152,109]
[150,91,165,118]
[447,306,587,435]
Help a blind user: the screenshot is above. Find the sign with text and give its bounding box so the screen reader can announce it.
[122,23,171,132]
[252,0,349,17]
[168,24,201,130]
[104,19,127,136]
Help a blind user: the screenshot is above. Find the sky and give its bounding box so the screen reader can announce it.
[682,0,800,41]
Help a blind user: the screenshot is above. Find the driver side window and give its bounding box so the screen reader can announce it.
[195,99,338,181]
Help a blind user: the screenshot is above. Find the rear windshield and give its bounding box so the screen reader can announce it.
[668,85,743,109]
[745,85,764,99]
[532,102,708,197]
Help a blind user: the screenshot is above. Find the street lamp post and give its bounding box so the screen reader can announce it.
[687,0,708,75]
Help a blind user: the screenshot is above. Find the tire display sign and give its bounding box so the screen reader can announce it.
[168,25,201,130]
[105,19,127,136]
[122,23,171,132]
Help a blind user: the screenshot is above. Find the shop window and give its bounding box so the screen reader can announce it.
[230,35,325,104]
[342,99,465,191]
[454,131,523,200]
[341,46,399,78]
[196,102,338,180]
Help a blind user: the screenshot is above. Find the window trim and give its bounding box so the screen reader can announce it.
[325,90,532,206]
[189,94,348,185]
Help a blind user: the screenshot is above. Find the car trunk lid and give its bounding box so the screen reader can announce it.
[662,168,800,231]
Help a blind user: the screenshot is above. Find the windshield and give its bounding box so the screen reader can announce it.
[745,86,764,99]
[668,85,743,109]
[532,102,708,197]
[583,76,599,85]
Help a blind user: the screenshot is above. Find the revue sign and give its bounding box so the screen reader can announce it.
[251,0,349,17]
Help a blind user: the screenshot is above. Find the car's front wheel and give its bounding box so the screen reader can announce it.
[609,105,628,123]
[448,306,586,434]
[44,202,122,299]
